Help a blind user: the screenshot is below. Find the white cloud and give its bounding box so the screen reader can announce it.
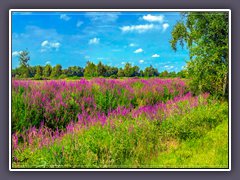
[60,14,71,21]
[129,43,136,47]
[41,40,61,52]
[45,61,51,65]
[50,42,60,48]
[121,24,154,33]
[89,37,100,45]
[12,51,22,57]
[142,14,164,23]
[152,54,160,58]
[121,62,126,65]
[162,23,169,32]
[139,60,144,63]
[76,21,83,27]
[85,12,120,23]
[41,40,49,47]
[84,55,90,59]
[134,48,143,53]
[164,65,174,69]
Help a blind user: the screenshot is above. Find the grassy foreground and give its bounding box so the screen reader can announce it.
[12,100,228,168]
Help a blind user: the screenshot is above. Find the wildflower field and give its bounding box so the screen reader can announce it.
[11,78,228,168]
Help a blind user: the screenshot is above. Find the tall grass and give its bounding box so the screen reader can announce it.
[12,96,228,168]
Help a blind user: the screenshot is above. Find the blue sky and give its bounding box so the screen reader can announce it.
[11,11,189,72]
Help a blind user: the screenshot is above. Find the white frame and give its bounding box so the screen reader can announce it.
[9,9,231,171]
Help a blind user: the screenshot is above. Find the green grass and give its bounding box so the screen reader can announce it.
[147,118,228,168]
[12,101,228,168]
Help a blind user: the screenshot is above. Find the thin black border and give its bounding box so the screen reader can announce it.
[9,9,231,171]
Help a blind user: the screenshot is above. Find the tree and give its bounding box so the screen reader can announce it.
[139,70,144,77]
[34,65,43,79]
[36,66,43,76]
[84,61,98,77]
[66,66,84,77]
[144,65,159,77]
[43,64,52,77]
[117,68,125,77]
[18,50,30,78]
[177,69,187,78]
[132,65,140,77]
[170,12,229,97]
[123,63,132,77]
[123,63,139,77]
[159,70,169,78]
[105,66,118,77]
[51,64,62,78]
[97,62,107,77]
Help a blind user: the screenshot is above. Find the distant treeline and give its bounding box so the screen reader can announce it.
[12,51,186,79]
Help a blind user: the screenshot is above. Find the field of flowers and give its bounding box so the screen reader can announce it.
[11,78,228,168]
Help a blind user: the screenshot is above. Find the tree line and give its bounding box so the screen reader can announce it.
[12,51,186,79]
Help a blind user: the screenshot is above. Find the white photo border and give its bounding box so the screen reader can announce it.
[9,9,231,171]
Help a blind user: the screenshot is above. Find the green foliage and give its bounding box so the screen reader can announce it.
[18,50,31,78]
[34,66,43,79]
[12,100,228,168]
[122,63,140,77]
[160,101,228,141]
[13,60,186,79]
[150,117,228,168]
[84,61,98,77]
[43,64,52,77]
[66,66,84,77]
[59,74,67,79]
[144,65,159,77]
[170,12,229,97]
[19,50,30,67]
[51,64,62,78]
[97,62,107,77]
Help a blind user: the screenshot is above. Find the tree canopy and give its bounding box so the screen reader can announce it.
[170,12,229,97]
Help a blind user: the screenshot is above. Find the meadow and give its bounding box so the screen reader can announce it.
[11,78,228,168]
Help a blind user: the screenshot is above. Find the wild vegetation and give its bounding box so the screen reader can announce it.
[11,12,229,169]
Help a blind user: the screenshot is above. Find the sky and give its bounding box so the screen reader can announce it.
[11,11,189,72]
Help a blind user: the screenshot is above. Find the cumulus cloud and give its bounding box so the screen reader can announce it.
[139,60,144,63]
[121,24,155,33]
[142,14,164,23]
[45,61,51,65]
[76,21,83,27]
[134,48,143,53]
[60,14,71,21]
[162,23,169,32]
[89,37,100,45]
[41,40,48,47]
[152,54,160,58]
[121,62,126,65]
[12,51,22,57]
[41,40,61,52]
